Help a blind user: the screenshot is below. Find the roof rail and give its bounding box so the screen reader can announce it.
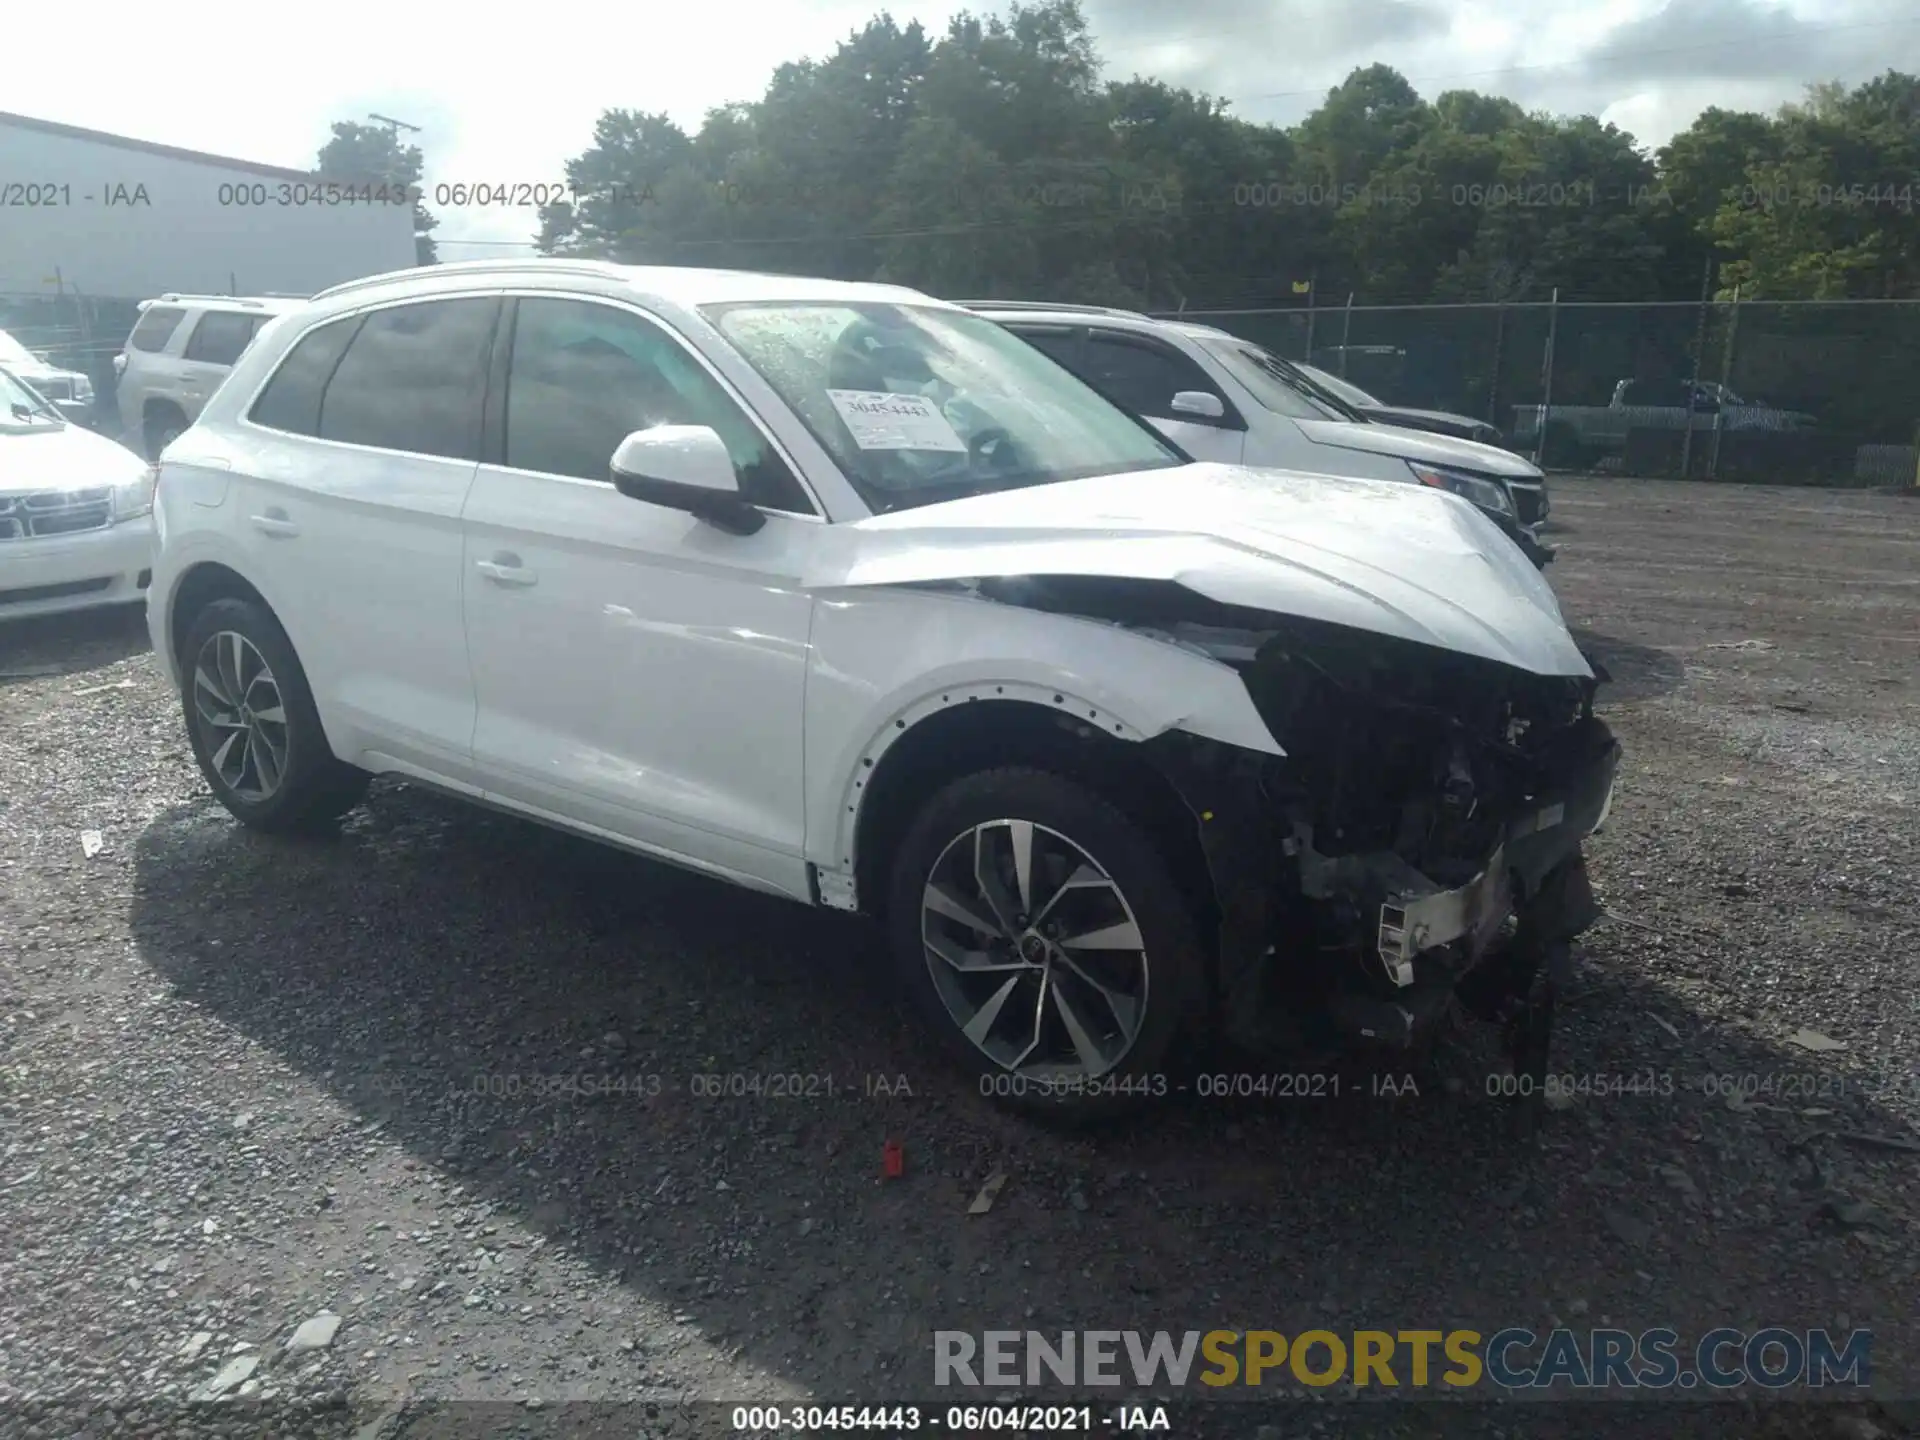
[154,293,274,308]
[957,299,1149,318]
[310,257,629,303]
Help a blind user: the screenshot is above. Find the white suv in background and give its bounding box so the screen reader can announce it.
[968,302,1553,566]
[146,260,1615,1118]
[115,294,307,459]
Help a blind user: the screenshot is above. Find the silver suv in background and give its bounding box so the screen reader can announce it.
[969,303,1554,566]
[115,294,307,458]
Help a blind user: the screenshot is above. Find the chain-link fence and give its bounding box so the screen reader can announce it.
[1171,298,1920,487]
[0,290,144,426]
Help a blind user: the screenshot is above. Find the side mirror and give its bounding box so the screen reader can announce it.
[610,425,764,536]
[1170,390,1225,420]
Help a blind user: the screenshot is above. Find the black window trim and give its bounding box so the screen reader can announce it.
[240,291,503,463]
[482,288,824,521]
[1080,326,1248,433]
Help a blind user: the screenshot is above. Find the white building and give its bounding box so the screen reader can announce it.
[0,111,419,301]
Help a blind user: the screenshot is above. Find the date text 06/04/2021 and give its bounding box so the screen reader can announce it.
[729,1405,1170,1433]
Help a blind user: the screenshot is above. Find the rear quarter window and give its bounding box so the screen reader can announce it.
[128,306,186,354]
[247,315,363,436]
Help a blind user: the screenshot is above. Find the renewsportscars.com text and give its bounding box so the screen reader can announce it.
[933,1328,1871,1390]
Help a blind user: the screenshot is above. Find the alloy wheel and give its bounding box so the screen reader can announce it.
[920,819,1150,1078]
[192,631,290,802]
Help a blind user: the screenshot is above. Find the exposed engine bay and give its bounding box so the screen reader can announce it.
[972,573,1621,1085]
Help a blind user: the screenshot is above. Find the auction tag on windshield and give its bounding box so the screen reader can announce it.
[827,389,968,453]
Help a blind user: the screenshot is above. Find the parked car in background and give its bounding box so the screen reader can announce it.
[1293,361,1507,448]
[0,329,97,427]
[148,260,1615,1119]
[967,303,1553,566]
[115,294,308,459]
[1510,378,1816,464]
[0,365,154,621]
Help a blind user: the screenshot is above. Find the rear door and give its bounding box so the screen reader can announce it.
[238,294,501,779]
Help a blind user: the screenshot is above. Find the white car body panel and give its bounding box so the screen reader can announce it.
[1291,417,1543,478]
[809,465,1584,676]
[0,416,153,620]
[803,585,1282,883]
[162,423,482,783]
[148,261,1596,911]
[461,463,815,892]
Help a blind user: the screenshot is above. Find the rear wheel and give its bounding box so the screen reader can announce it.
[886,767,1206,1119]
[180,597,368,833]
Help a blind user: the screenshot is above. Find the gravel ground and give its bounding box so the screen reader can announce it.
[1,478,1916,1440]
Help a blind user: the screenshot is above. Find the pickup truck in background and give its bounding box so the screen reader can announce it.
[1511,379,1816,464]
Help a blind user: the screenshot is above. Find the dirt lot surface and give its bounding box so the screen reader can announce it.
[2,478,1916,1440]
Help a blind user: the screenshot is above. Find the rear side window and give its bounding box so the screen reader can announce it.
[249,315,361,436]
[182,311,260,367]
[128,306,186,354]
[316,299,499,461]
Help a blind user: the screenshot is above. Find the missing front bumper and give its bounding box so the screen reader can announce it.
[1312,727,1617,986]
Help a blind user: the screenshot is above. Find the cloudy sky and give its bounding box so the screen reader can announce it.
[7,0,1914,256]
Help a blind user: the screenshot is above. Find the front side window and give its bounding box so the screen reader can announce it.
[1008,325,1084,371]
[182,311,259,367]
[502,297,812,512]
[316,298,499,460]
[128,307,186,354]
[1083,333,1223,421]
[705,302,1184,514]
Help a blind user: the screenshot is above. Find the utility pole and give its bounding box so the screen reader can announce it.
[367,113,422,139]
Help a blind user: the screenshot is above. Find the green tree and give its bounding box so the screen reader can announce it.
[316,121,438,265]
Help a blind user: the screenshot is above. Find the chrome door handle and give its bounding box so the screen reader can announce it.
[475,557,538,587]
[249,512,299,538]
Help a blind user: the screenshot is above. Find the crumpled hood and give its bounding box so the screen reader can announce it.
[1296,417,1542,480]
[810,463,1591,678]
[0,420,147,492]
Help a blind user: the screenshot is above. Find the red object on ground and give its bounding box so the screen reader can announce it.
[882,1138,905,1179]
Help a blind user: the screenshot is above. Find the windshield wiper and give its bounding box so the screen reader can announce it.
[1254,352,1364,420]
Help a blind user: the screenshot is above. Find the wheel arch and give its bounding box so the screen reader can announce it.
[845,692,1217,936]
[165,561,274,680]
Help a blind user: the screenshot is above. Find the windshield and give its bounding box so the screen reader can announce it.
[1295,362,1382,410]
[1193,337,1358,422]
[705,301,1186,513]
[0,366,61,423]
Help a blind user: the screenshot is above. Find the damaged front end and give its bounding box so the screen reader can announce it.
[1097,594,1621,1069]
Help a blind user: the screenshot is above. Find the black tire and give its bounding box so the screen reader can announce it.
[179,596,369,833]
[145,410,186,461]
[885,766,1207,1120]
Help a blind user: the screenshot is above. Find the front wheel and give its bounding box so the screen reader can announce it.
[180,597,369,833]
[885,767,1206,1120]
